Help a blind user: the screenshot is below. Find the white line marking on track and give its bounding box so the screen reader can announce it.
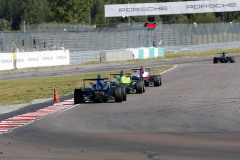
[160,65,178,75]
[0,124,22,127]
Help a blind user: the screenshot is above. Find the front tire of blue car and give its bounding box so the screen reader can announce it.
[74,89,84,104]
[114,87,123,102]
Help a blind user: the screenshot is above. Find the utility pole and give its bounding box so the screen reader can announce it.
[24,20,25,33]
[128,0,130,28]
[89,6,91,25]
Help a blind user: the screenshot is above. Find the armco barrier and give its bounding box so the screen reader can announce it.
[99,48,164,63]
[128,47,164,60]
[0,50,69,71]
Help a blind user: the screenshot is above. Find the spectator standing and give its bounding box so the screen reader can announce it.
[153,40,157,47]
[13,49,17,69]
[60,43,65,50]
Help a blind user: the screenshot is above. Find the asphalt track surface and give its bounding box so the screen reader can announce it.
[1,56,240,160]
[0,57,210,81]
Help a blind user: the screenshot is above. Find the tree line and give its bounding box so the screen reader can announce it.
[0,0,240,31]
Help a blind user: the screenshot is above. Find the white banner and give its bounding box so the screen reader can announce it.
[0,53,13,70]
[0,50,70,71]
[105,0,240,17]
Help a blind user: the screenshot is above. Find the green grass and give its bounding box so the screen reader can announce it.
[0,65,173,106]
[119,47,240,63]
[164,47,240,59]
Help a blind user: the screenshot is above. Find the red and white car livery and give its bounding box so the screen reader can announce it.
[132,66,161,87]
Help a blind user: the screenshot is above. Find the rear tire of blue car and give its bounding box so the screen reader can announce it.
[74,89,84,104]
[114,87,123,102]
[121,85,127,101]
[213,57,218,63]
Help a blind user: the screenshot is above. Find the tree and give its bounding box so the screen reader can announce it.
[189,13,220,23]
[21,0,50,24]
[0,19,11,31]
[47,0,93,24]
[6,0,23,30]
[0,0,50,30]
[92,0,106,24]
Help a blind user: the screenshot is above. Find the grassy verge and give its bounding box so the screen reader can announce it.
[164,47,240,59]
[0,65,174,106]
[118,47,240,63]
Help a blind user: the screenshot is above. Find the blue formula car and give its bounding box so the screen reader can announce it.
[213,52,235,63]
[74,75,125,103]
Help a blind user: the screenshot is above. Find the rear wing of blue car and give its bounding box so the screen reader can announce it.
[83,78,110,88]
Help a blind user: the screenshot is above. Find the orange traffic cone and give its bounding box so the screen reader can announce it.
[53,88,60,102]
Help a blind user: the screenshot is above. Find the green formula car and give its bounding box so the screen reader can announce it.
[110,70,145,99]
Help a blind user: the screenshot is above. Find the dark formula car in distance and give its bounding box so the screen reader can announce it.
[213,52,235,63]
[131,66,161,87]
[74,75,125,104]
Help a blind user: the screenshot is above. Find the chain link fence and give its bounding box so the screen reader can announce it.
[1,22,240,53]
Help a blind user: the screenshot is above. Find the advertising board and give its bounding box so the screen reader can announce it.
[105,0,240,17]
[0,50,70,71]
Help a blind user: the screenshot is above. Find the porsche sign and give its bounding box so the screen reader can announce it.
[105,0,240,17]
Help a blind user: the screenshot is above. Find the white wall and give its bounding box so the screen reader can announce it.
[100,50,133,62]
[0,50,70,71]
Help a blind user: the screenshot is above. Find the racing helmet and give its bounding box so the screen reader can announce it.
[140,66,144,76]
[120,70,124,75]
[96,75,104,86]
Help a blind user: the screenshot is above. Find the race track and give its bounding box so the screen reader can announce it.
[1,58,240,160]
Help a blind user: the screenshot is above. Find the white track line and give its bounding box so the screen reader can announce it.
[160,65,178,75]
